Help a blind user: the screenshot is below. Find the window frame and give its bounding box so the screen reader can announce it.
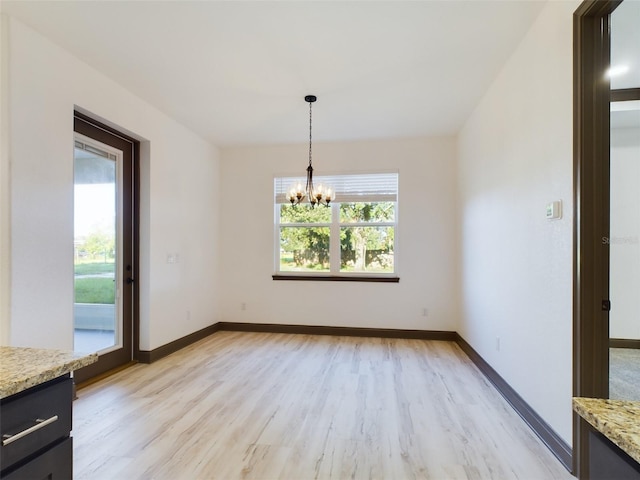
[273,172,399,282]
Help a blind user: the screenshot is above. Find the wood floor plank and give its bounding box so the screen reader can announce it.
[73,332,573,479]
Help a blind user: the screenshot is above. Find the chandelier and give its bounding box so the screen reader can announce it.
[287,95,333,208]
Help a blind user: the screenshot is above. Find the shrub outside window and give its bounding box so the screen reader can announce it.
[274,172,398,277]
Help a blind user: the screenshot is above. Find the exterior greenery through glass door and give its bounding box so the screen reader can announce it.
[274,172,398,275]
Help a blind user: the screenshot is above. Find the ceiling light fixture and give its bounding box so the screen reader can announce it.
[287,95,333,208]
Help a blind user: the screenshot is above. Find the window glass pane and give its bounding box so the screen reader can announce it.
[339,202,395,223]
[280,204,332,224]
[74,144,118,353]
[280,227,330,272]
[340,226,394,273]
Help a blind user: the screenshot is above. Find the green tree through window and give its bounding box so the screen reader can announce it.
[339,202,395,272]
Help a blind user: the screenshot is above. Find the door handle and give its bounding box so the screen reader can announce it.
[2,416,59,446]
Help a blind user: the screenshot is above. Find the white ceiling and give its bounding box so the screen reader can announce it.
[1,1,552,146]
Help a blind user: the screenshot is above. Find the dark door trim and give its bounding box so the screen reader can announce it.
[610,87,640,102]
[73,111,141,381]
[572,0,621,476]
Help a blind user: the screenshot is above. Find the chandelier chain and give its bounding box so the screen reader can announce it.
[308,101,313,167]
[286,94,332,208]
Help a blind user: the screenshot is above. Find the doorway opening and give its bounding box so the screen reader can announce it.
[608,0,640,402]
[572,0,640,475]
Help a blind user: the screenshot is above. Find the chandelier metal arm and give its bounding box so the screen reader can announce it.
[306,164,316,206]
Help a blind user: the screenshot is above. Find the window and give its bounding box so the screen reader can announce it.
[274,172,398,280]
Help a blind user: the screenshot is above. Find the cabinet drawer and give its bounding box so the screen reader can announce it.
[2,437,72,480]
[0,376,72,472]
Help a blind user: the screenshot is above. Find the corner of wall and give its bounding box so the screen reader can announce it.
[0,13,12,345]
[452,134,463,333]
[138,140,151,351]
[454,0,578,445]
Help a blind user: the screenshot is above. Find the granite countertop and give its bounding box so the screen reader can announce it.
[0,346,98,399]
[573,397,640,464]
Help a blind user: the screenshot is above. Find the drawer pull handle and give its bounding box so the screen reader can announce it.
[2,415,59,446]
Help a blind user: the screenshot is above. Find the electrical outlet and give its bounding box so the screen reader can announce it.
[421,308,428,317]
[241,302,247,311]
[496,337,501,352]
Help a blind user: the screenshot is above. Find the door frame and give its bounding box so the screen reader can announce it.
[73,111,141,383]
[572,0,621,476]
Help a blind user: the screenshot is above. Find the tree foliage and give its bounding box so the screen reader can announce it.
[78,229,115,261]
[339,203,394,271]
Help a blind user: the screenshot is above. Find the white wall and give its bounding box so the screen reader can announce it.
[0,14,10,345]
[610,127,640,340]
[220,137,459,331]
[457,0,578,444]
[3,16,221,351]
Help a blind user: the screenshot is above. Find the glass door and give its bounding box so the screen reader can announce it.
[73,136,122,354]
[608,0,640,401]
[73,113,137,384]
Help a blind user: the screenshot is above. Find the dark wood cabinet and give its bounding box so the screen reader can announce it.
[0,375,73,479]
[589,430,640,480]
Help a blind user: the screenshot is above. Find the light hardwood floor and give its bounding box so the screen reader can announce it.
[73,332,574,479]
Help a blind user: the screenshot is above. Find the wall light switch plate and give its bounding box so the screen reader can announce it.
[546,200,562,220]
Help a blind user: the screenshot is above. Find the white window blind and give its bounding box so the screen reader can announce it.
[274,172,398,204]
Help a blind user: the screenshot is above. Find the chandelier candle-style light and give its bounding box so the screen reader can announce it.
[287,95,334,208]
